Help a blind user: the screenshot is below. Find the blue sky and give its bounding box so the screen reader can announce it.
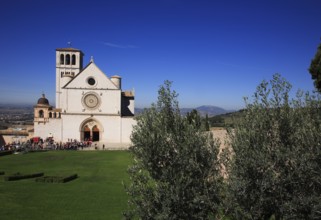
[0,0,320,110]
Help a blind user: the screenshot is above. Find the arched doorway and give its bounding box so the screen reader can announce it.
[83,125,91,141]
[92,125,99,142]
[79,119,103,142]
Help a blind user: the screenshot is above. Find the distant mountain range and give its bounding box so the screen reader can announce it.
[0,103,34,109]
[0,103,234,118]
[135,105,235,117]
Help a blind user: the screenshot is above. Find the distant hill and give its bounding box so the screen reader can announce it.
[135,105,235,117]
[181,105,233,117]
[134,108,145,115]
[0,103,233,118]
[196,105,233,117]
[208,109,245,127]
[0,103,33,110]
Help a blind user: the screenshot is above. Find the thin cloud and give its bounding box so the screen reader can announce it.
[102,42,138,49]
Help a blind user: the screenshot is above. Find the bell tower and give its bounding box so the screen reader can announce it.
[55,47,84,108]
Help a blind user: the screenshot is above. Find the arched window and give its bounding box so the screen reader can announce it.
[60,54,64,64]
[84,125,90,132]
[49,112,52,118]
[54,112,57,118]
[66,54,70,65]
[39,110,44,118]
[72,54,76,65]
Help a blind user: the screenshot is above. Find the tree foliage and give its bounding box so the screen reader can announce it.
[309,42,321,92]
[226,74,321,219]
[186,109,202,130]
[204,114,210,131]
[124,80,222,219]
[186,110,210,131]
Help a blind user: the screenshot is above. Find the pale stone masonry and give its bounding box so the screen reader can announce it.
[34,47,135,147]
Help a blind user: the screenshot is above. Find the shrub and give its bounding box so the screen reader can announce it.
[0,151,14,157]
[225,74,321,219]
[124,81,222,219]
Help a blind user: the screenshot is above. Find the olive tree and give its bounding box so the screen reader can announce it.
[124,81,223,219]
[309,42,321,92]
[226,74,321,219]
[186,110,211,131]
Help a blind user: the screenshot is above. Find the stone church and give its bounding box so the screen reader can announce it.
[34,47,135,147]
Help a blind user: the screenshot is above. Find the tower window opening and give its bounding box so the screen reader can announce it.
[66,54,70,65]
[54,112,57,118]
[72,54,76,65]
[49,112,52,118]
[60,54,64,64]
[61,72,64,77]
[39,110,44,118]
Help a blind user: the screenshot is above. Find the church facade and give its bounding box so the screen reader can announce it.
[34,47,135,147]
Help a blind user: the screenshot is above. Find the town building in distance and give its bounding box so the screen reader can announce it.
[33,47,135,147]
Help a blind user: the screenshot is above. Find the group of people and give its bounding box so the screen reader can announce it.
[1,138,105,152]
[33,138,97,151]
[0,144,17,151]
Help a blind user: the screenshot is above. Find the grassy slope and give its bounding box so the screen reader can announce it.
[209,109,245,128]
[0,151,131,220]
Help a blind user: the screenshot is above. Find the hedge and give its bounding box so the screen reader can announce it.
[0,151,14,156]
[35,174,78,183]
[4,172,44,181]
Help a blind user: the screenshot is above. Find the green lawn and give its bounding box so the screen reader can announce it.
[0,150,132,220]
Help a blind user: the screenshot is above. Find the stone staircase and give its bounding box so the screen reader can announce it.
[81,142,131,150]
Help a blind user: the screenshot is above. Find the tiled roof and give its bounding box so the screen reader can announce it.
[0,130,29,136]
[56,48,83,52]
[122,91,134,97]
[52,108,62,112]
